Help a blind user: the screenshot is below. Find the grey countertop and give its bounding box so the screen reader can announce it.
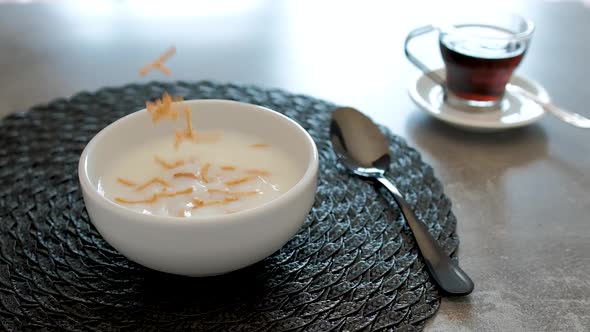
[1,1,589,331]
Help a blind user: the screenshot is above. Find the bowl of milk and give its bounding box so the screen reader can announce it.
[78,99,318,276]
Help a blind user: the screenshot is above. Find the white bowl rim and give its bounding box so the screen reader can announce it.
[78,99,319,226]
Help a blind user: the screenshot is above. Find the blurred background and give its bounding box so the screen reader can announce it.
[2,0,589,129]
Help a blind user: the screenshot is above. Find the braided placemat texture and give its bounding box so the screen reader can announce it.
[0,82,459,331]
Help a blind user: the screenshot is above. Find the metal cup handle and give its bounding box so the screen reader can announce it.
[404,25,446,87]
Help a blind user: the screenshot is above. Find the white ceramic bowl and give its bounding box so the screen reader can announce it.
[79,100,318,276]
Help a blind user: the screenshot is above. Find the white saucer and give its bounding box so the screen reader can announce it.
[408,69,550,132]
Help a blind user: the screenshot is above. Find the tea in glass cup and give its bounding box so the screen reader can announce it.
[405,14,534,110]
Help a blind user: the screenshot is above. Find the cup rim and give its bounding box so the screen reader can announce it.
[439,13,535,41]
[78,99,319,226]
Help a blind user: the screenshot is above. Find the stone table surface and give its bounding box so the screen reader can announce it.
[1,1,589,331]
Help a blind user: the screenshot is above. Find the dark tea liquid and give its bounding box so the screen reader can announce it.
[440,25,526,102]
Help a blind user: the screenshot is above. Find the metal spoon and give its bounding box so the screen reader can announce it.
[505,84,590,129]
[330,107,474,296]
[425,70,590,129]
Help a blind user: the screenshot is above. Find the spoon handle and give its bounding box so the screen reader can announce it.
[376,176,474,295]
[506,84,590,128]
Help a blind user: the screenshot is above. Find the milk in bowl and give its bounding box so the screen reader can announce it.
[100,131,300,217]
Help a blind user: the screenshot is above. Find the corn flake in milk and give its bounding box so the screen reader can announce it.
[101,124,299,217]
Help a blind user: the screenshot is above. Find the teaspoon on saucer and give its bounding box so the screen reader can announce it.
[425,69,590,129]
[505,84,590,128]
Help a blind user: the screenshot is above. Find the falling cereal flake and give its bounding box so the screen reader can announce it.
[139,46,176,76]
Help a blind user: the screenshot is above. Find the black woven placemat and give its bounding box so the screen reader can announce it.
[0,82,459,331]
